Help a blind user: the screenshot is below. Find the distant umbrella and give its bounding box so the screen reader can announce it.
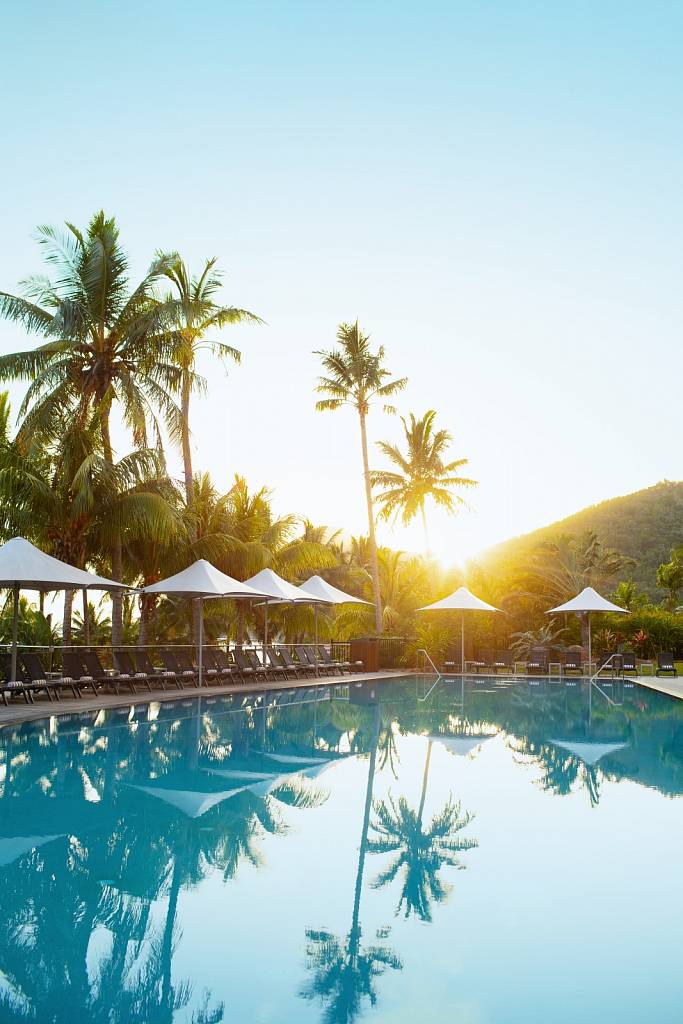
[418,586,500,674]
[547,587,628,675]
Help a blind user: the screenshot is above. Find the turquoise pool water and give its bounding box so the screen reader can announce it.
[1,675,682,1023]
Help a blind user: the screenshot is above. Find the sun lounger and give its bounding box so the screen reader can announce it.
[202,648,237,683]
[20,650,82,699]
[526,648,548,675]
[161,649,199,687]
[62,651,107,695]
[134,650,183,690]
[621,651,637,676]
[0,652,58,704]
[114,650,154,692]
[276,647,305,678]
[491,651,512,673]
[656,652,678,677]
[80,649,138,695]
[317,645,352,674]
[562,648,583,675]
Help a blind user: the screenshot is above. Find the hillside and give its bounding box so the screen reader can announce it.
[481,481,683,596]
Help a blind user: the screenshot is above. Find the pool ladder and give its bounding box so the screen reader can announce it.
[416,649,443,701]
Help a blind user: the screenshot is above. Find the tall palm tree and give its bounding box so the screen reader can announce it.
[300,706,401,1023]
[315,321,407,633]
[158,256,262,517]
[0,212,182,643]
[370,409,476,555]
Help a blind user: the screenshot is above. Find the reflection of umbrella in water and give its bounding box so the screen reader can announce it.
[129,781,251,818]
[0,834,64,867]
[550,739,629,766]
[426,734,494,758]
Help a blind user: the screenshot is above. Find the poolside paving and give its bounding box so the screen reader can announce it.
[0,669,408,728]
[631,674,683,701]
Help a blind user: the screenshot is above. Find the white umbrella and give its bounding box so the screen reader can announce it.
[547,587,628,675]
[418,586,500,674]
[0,833,65,867]
[426,734,494,757]
[130,782,249,818]
[141,560,269,685]
[244,568,312,667]
[297,575,372,676]
[550,738,628,766]
[297,575,373,606]
[0,536,129,681]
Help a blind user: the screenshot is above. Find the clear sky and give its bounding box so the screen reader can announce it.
[1,1,681,566]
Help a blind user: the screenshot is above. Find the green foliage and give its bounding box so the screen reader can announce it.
[656,546,683,608]
[483,481,683,598]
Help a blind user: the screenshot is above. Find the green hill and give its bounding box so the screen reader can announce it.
[481,481,683,597]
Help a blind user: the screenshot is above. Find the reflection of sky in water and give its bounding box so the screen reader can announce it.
[0,678,682,1023]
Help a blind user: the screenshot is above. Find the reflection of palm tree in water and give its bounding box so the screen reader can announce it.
[369,740,477,921]
[510,739,603,806]
[300,705,402,1023]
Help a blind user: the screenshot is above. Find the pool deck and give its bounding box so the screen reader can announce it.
[632,674,683,701]
[0,669,408,728]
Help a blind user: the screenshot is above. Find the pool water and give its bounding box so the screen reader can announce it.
[1,675,682,1023]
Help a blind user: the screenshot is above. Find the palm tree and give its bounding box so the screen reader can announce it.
[0,412,179,643]
[300,705,402,1023]
[368,740,477,921]
[371,409,476,555]
[0,212,181,643]
[315,321,407,633]
[158,256,261,517]
[528,531,635,655]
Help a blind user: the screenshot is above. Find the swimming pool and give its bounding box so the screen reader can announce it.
[1,675,682,1022]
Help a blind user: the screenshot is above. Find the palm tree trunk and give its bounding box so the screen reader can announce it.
[181,370,201,644]
[82,590,90,646]
[181,372,194,512]
[161,855,182,1012]
[350,704,380,949]
[100,409,123,648]
[417,739,433,824]
[358,410,383,634]
[420,503,430,557]
[62,589,73,646]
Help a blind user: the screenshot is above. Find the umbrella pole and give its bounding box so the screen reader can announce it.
[314,604,319,679]
[198,598,204,688]
[11,585,19,682]
[263,602,269,670]
[461,612,465,676]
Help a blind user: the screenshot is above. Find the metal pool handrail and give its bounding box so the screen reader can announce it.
[416,649,443,701]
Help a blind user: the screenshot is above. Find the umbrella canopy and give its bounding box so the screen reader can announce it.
[130,782,248,818]
[245,568,311,604]
[418,586,500,673]
[245,568,315,668]
[0,834,65,867]
[141,560,268,686]
[547,587,628,616]
[297,575,373,606]
[0,537,130,681]
[296,576,372,677]
[0,536,128,592]
[142,559,266,599]
[547,587,628,677]
[550,738,629,766]
[427,734,493,757]
[418,586,499,613]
